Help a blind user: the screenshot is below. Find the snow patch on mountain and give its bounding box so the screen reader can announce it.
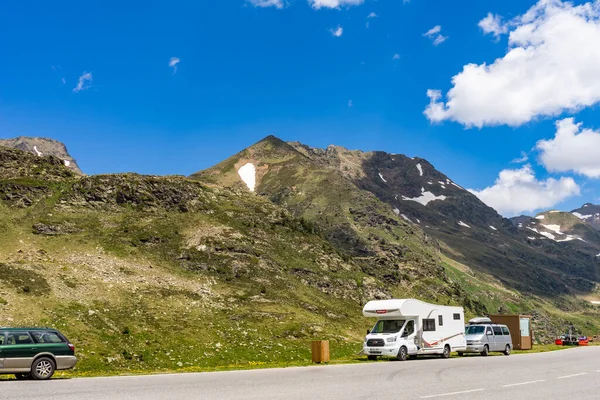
[33,146,42,157]
[416,163,423,176]
[378,172,387,183]
[237,163,256,192]
[541,224,564,235]
[535,215,545,220]
[402,187,446,206]
[489,225,497,231]
[458,221,471,228]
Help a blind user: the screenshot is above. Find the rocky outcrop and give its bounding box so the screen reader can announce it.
[0,137,83,174]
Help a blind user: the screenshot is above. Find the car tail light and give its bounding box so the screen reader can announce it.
[68,343,75,352]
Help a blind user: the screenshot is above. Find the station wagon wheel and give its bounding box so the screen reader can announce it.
[504,344,511,356]
[480,345,489,357]
[396,346,408,361]
[441,345,451,359]
[31,357,55,380]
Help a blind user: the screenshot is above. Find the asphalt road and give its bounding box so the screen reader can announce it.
[1,347,599,400]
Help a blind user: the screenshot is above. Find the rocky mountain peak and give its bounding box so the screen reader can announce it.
[0,136,83,174]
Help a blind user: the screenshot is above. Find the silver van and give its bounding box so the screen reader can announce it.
[460,318,512,356]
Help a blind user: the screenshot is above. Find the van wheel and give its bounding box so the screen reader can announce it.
[30,357,55,380]
[397,346,408,361]
[14,373,30,380]
[441,345,451,359]
[367,355,377,361]
[480,345,489,357]
[504,344,511,356]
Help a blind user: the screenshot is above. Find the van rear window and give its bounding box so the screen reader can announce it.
[502,326,510,335]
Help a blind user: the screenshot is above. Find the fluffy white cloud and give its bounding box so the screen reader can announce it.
[368,12,377,18]
[73,72,92,93]
[330,25,343,37]
[309,0,363,9]
[247,0,284,7]
[423,25,447,46]
[537,118,600,178]
[469,165,580,216]
[425,0,600,128]
[478,12,508,39]
[393,53,401,60]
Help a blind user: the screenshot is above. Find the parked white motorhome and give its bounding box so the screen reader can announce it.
[362,298,466,361]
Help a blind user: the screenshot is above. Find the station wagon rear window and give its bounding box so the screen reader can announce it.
[32,332,64,343]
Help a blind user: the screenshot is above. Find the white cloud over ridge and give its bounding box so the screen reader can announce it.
[537,118,600,178]
[425,0,600,128]
[73,72,92,93]
[247,0,285,7]
[309,0,363,9]
[468,165,580,216]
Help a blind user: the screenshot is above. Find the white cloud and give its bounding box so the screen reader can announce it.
[368,12,377,18]
[424,25,441,36]
[537,118,600,178]
[393,54,401,60]
[468,164,580,216]
[73,72,92,93]
[425,0,600,128]
[348,100,353,107]
[478,12,508,39]
[247,0,284,7]
[423,25,447,46]
[61,77,66,85]
[511,151,529,164]
[309,0,363,9]
[330,25,343,37]
[169,57,180,74]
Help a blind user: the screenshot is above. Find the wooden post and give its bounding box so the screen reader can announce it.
[311,340,330,363]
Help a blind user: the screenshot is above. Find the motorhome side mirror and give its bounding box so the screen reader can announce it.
[367,329,370,335]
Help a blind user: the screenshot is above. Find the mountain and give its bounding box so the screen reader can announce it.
[0,137,83,174]
[281,142,600,296]
[1,137,599,376]
[571,203,600,232]
[192,136,600,337]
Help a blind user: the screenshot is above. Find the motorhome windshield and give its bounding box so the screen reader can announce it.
[465,325,485,335]
[371,320,405,334]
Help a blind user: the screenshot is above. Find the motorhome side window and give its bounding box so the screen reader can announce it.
[438,315,443,326]
[453,313,460,320]
[423,319,436,332]
[402,320,415,337]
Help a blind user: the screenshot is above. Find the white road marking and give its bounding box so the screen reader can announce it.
[503,380,546,387]
[558,373,588,379]
[420,389,485,399]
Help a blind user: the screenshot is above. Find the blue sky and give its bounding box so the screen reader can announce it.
[1,0,599,216]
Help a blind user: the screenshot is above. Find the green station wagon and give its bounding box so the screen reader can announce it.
[0,328,76,380]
